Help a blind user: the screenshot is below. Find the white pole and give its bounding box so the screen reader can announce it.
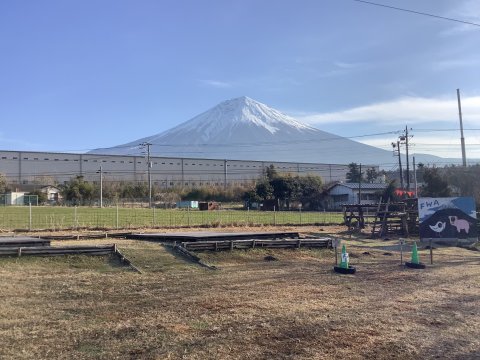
[29,202,32,231]
[99,166,103,208]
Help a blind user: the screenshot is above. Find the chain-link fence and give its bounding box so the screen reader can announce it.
[0,206,345,231]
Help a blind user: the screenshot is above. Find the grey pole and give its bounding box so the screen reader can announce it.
[224,159,227,190]
[413,156,418,197]
[457,89,467,167]
[405,126,410,190]
[140,142,153,208]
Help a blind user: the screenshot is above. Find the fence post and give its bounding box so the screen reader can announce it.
[74,206,77,229]
[187,206,190,226]
[274,206,276,226]
[116,204,119,229]
[29,202,32,231]
[153,207,156,227]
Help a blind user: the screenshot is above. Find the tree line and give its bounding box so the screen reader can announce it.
[2,162,480,206]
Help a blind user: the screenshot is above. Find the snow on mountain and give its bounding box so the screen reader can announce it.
[90,96,444,165]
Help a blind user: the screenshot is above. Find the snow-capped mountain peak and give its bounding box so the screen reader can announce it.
[89,96,445,165]
[159,96,316,141]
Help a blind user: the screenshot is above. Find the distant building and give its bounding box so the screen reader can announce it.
[3,192,26,205]
[327,182,387,209]
[0,150,371,188]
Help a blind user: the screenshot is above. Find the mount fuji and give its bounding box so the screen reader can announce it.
[90,96,442,166]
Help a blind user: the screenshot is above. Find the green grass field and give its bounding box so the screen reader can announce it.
[0,206,344,231]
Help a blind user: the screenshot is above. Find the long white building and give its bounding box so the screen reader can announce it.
[0,150,360,188]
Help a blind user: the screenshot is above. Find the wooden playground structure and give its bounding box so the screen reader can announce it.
[343,198,419,238]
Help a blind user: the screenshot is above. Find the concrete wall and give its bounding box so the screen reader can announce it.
[0,150,357,187]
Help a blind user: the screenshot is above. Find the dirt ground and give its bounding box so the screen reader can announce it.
[0,226,479,359]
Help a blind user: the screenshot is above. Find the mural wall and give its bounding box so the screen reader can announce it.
[418,197,477,243]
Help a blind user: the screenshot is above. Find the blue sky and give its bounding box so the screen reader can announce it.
[1,0,479,159]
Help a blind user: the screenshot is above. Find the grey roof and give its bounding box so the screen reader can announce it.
[330,182,388,190]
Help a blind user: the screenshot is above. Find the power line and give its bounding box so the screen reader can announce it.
[349,0,480,27]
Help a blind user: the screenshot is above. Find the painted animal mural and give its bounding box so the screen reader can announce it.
[448,216,470,234]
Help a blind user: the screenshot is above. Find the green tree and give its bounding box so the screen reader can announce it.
[443,164,480,203]
[379,180,399,202]
[421,167,451,197]
[265,165,278,180]
[255,181,274,200]
[27,189,48,205]
[61,176,95,205]
[297,175,324,210]
[271,176,299,209]
[365,167,379,183]
[0,173,7,193]
[346,163,364,183]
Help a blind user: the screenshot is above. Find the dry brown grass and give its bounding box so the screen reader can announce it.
[0,226,479,359]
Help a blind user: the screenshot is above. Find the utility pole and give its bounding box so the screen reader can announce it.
[457,89,467,166]
[97,166,103,208]
[400,126,412,190]
[392,141,404,189]
[413,156,418,197]
[140,142,153,208]
[224,159,227,190]
[358,163,362,204]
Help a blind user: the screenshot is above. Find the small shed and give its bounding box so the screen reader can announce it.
[4,192,26,205]
[176,200,199,209]
[199,201,220,211]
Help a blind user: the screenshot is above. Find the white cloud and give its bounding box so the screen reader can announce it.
[297,95,480,126]
[334,61,363,69]
[358,131,480,159]
[199,79,232,88]
[432,58,480,71]
[440,0,480,36]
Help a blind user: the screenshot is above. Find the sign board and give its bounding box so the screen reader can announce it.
[418,197,477,243]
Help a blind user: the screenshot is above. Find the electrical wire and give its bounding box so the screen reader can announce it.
[349,0,480,27]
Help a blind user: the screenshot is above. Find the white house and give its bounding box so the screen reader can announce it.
[327,183,387,209]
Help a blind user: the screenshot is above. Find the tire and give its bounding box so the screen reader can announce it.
[405,261,426,269]
[334,265,356,274]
